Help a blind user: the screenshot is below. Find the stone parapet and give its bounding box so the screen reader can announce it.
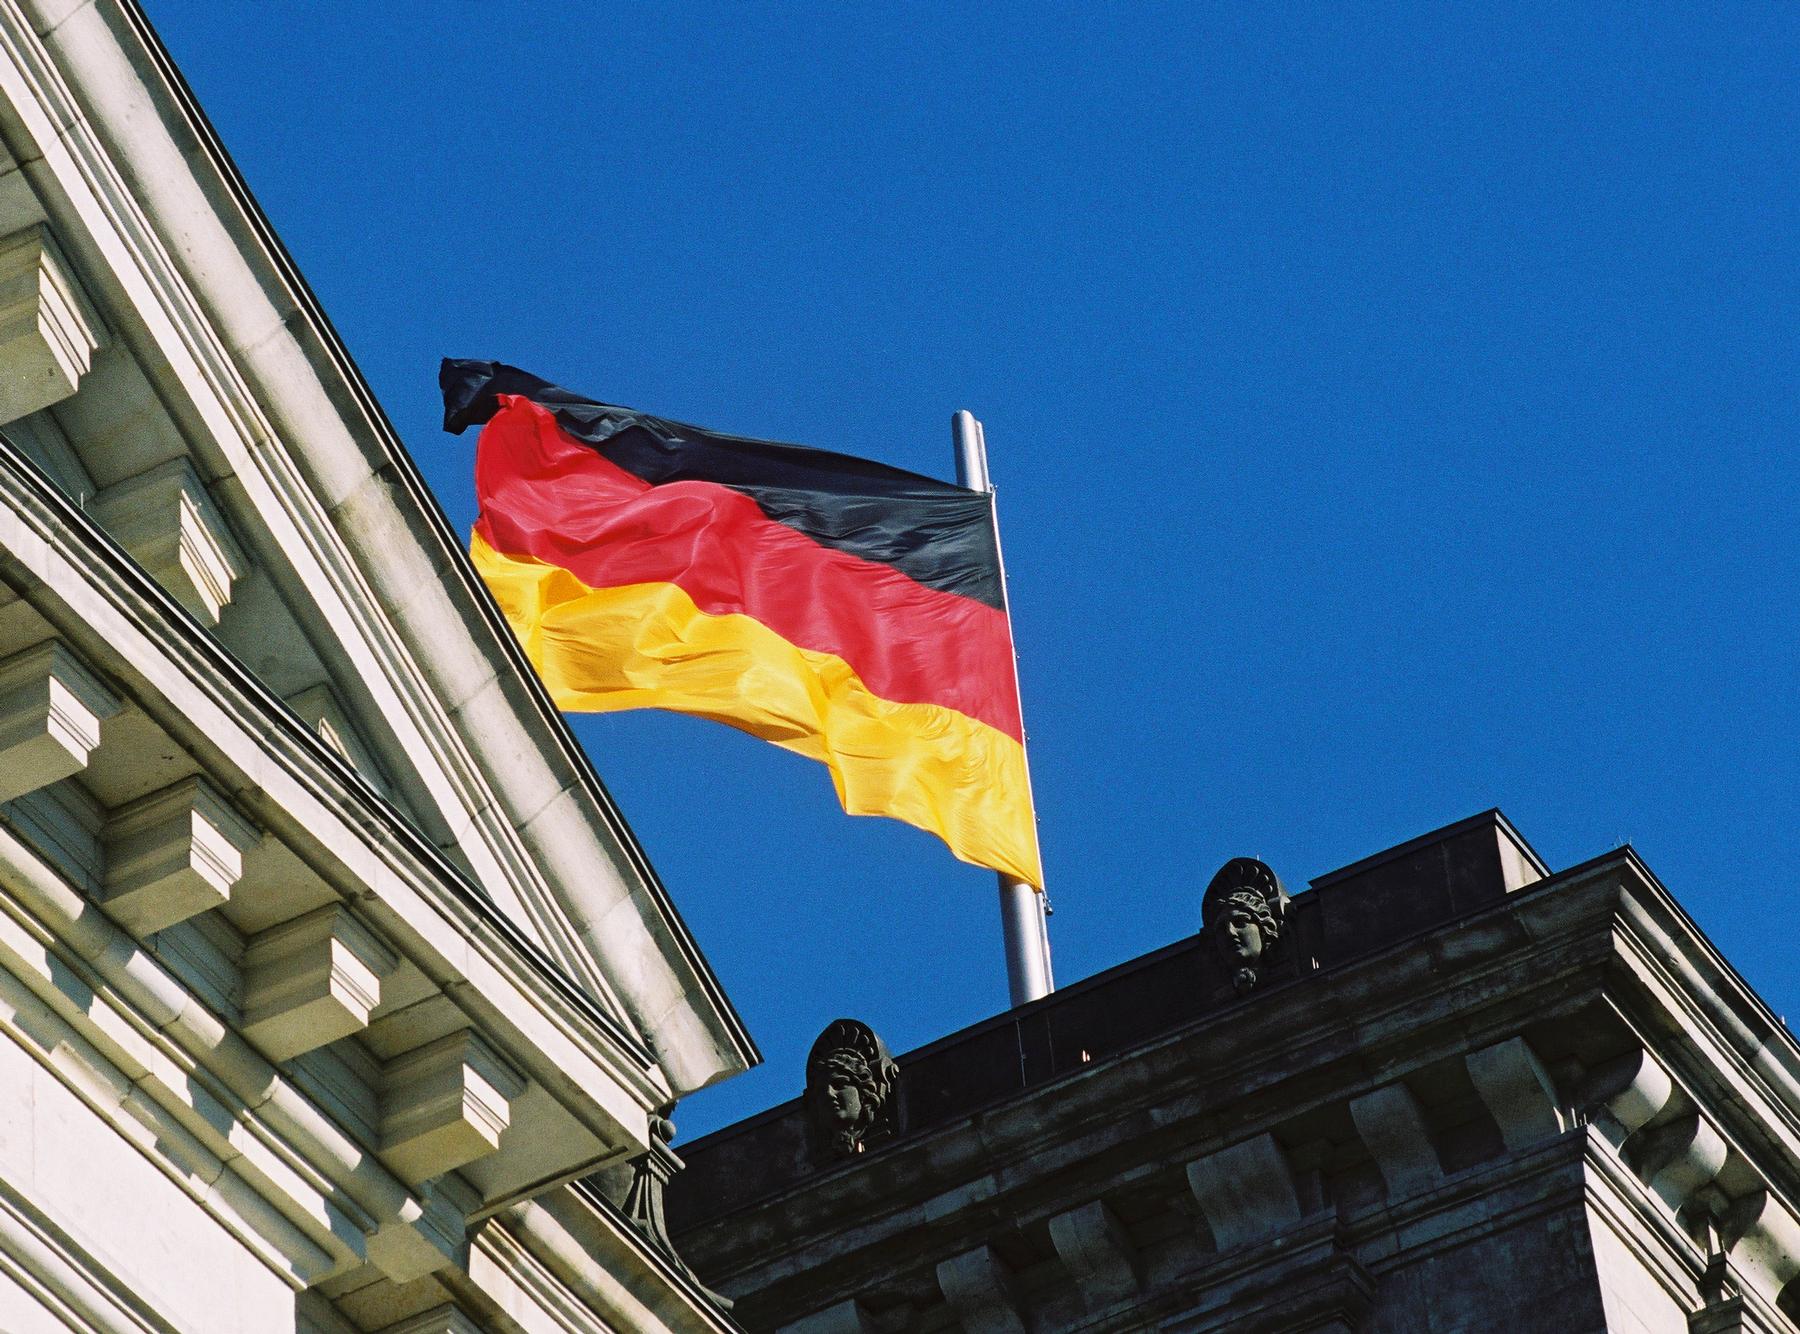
[668,819,1800,1334]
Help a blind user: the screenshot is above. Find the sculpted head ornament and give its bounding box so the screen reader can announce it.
[1201,857,1289,995]
[804,1019,900,1159]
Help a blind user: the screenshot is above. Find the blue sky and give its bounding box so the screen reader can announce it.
[144,2,1799,1138]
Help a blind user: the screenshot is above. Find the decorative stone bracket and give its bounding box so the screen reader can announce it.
[936,1244,1025,1334]
[379,1029,526,1184]
[1186,1132,1304,1252]
[242,903,399,1062]
[1049,1199,1141,1310]
[0,223,103,426]
[1581,1046,1677,1147]
[1348,1082,1442,1201]
[1720,1189,1800,1310]
[619,1115,735,1312]
[99,774,259,936]
[1465,1036,1566,1151]
[1583,1041,1800,1323]
[94,458,246,627]
[0,639,120,804]
[1637,1114,1730,1215]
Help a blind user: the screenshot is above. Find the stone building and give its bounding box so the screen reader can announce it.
[1,5,1791,1333]
[668,811,1800,1334]
[0,1,759,1328]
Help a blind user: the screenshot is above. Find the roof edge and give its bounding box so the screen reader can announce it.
[39,0,757,1089]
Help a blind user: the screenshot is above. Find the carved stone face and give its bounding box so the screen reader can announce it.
[1201,860,1287,999]
[804,1019,898,1161]
[1223,907,1264,967]
[808,1051,878,1155]
[821,1072,864,1149]
[1212,892,1278,995]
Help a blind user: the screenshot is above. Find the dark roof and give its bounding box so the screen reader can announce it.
[667,809,1546,1232]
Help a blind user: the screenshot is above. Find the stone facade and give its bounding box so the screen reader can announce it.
[0,2,755,1328]
[668,812,1800,1334]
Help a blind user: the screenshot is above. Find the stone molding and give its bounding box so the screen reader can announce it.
[0,637,119,803]
[0,1,761,1325]
[0,440,670,1161]
[935,1245,1025,1334]
[0,1171,168,1334]
[0,221,102,426]
[99,774,258,936]
[0,818,450,1288]
[1173,1220,1375,1334]
[380,1029,527,1185]
[776,1298,878,1334]
[242,903,400,1063]
[674,856,1800,1333]
[93,458,245,627]
[0,0,753,1099]
[371,1304,484,1334]
[1579,1036,1800,1322]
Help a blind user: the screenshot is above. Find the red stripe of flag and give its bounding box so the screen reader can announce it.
[476,398,1024,742]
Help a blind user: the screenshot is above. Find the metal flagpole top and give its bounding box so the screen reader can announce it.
[953,410,1053,1007]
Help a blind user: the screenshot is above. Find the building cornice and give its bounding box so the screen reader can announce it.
[0,434,663,1111]
[0,0,755,1094]
[671,851,1800,1329]
[0,433,714,1303]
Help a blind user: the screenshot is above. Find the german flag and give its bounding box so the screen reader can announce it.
[441,360,1042,888]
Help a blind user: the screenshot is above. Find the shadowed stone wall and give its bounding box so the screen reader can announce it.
[664,811,1800,1334]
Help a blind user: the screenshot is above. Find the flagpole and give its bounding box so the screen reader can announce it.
[953,410,1053,1007]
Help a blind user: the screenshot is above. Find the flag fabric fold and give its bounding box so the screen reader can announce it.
[442,359,1043,888]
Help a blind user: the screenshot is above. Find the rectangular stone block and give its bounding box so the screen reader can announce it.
[241,903,399,1062]
[100,775,258,935]
[0,223,102,425]
[0,640,120,803]
[94,458,246,627]
[380,1030,525,1184]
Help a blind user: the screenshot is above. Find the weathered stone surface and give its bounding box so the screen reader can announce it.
[1048,1199,1139,1309]
[1186,1133,1304,1252]
[935,1245,1024,1334]
[668,815,1800,1334]
[1348,1082,1441,1201]
[0,223,102,425]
